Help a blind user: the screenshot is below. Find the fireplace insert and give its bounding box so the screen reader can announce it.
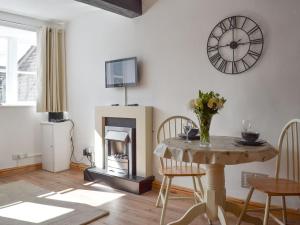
[105,126,136,177]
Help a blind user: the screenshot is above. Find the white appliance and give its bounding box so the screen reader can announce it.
[41,121,72,172]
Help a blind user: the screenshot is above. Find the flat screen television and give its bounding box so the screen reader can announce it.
[105,57,138,88]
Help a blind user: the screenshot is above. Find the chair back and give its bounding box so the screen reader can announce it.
[276,119,300,183]
[156,116,198,170]
[157,115,197,144]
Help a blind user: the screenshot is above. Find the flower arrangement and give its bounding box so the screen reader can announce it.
[190,91,226,146]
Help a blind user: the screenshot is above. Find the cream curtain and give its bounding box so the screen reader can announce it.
[37,26,67,112]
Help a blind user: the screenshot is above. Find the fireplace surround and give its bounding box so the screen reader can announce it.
[84,106,154,194]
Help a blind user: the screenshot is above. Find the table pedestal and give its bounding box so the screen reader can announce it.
[205,164,226,221]
[167,164,263,225]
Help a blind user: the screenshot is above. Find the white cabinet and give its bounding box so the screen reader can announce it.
[41,121,72,172]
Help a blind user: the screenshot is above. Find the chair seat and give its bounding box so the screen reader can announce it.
[159,166,206,176]
[248,177,300,196]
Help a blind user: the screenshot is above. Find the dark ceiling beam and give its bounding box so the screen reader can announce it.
[75,0,142,18]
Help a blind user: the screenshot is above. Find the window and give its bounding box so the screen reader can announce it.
[0,25,37,105]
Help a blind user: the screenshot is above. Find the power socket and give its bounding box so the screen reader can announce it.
[83,148,92,157]
[12,153,28,160]
[241,171,268,188]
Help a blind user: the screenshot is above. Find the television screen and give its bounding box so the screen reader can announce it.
[105,57,138,88]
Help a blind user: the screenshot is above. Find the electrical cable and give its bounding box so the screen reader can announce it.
[66,119,85,163]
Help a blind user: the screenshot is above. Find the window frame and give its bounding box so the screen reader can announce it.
[0,25,38,106]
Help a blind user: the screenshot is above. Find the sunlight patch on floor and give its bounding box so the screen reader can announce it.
[45,189,125,207]
[0,202,74,223]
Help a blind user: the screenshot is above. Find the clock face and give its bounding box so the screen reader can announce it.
[207,16,264,74]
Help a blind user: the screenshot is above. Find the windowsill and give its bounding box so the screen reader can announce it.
[0,103,36,108]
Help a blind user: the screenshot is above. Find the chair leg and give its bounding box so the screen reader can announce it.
[196,176,205,200]
[156,176,167,207]
[192,177,198,204]
[236,187,254,225]
[263,195,271,225]
[160,176,173,225]
[281,196,287,224]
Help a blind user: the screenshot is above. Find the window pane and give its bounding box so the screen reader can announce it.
[0,25,37,104]
[18,73,37,101]
[17,32,37,102]
[0,38,7,104]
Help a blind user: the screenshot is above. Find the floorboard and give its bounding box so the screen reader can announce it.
[0,169,299,225]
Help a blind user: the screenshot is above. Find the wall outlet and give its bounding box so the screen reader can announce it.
[12,154,19,160]
[241,171,268,188]
[83,148,92,157]
[12,153,28,160]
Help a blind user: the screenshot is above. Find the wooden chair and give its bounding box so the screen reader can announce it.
[237,119,300,225]
[155,116,206,225]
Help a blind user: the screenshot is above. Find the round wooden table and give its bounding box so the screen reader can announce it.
[154,136,278,225]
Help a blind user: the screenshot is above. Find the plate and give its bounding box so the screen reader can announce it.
[235,138,266,146]
[178,133,200,140]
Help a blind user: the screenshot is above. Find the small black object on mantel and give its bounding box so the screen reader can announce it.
[128,104,139,106]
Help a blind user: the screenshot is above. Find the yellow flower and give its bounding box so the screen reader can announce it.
[188,99,196,110]
[195,98,203,109]
[207,98,218,109]
[217,100,224,109]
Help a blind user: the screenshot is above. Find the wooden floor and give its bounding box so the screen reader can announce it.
[0,169,299,225]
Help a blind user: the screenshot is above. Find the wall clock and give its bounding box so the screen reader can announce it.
[207,16,264,74]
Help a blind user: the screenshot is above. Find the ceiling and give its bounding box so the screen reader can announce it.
[0,0,100,21]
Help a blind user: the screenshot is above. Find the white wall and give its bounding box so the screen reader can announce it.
[0,106,45,169]
[66,0,300,208]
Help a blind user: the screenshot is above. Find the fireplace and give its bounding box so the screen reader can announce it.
[84,106,154,194]
[105,126,136,177]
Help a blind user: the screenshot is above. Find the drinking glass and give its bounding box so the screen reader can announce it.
[183,120,193,143]
[242,119,252,132]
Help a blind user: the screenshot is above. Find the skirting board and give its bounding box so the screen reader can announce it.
[0,163,42,177]
[152,180,300,220]
[70,162,89,171]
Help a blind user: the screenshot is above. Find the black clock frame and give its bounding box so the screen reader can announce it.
[207,15,264,75]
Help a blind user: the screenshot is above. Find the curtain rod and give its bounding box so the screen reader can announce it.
[0,18,42,29]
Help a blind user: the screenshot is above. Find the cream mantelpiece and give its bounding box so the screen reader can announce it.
[94,106,153,177]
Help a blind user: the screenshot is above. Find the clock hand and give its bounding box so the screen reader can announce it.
[236,41,251,46]
[218,39,242,48]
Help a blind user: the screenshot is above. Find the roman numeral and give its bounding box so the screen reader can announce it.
[248,50,260,60]
[218,21,227,33]
[228,16,237,29]
[247,25,259,36]
[218,59,228,73]
[207,45,218,52]
[250,38,263,45]
[241,17,247,29]
[241,59,250,70]
[209,33,221,41]
[232,61,238,74]
[209,52,221,65]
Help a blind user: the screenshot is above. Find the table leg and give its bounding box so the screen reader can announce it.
[167,164,228,225]
[167,202,206,225]
[205,164,226,221]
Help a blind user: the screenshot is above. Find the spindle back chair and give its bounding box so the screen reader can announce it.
[237,119,300,225]
[155,116,206,225]
[276,119,300,183]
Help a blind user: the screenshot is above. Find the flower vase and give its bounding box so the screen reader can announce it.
[198,114,213,147]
